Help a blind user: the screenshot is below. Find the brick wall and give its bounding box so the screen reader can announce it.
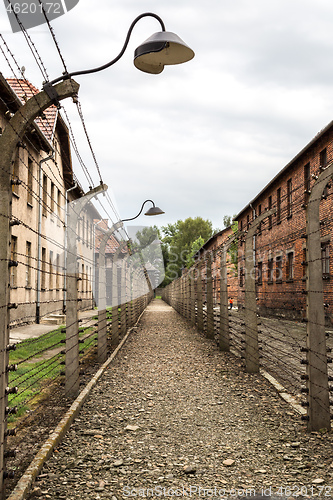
[236,123,333,325]
[194,227,239,306]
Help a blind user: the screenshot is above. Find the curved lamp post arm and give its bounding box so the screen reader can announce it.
[46,13,165,87]
[122,200,164,222]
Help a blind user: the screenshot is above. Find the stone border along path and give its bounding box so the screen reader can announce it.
[11,299,333,499]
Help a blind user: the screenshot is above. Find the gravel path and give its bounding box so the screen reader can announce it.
[28,299,333,499]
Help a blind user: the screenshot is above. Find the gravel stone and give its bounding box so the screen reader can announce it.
[25,300,333,499]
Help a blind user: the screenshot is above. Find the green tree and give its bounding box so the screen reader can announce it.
[161,217,215,282]
[223,214,233,228]
[185,236,205,268]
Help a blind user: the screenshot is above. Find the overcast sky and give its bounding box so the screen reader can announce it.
[1,0,333,231]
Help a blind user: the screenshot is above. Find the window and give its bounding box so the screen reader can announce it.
[10,236,18,287]
[302,248,307,278]
[27,157,33,205]
[320,148,327,169]
[239,266,244,287]
[247,214,250,229]
[57,189,62,225]
[287,179,292,217]
[82,215,85,244]
[276,188,281,224]
[276,255,282,283]
[257,204,262,235]
[286,252,294,281]
[90,222,93,249]
[322,242,330,279]
[50,182,55,214]
[26,241,32,287]
[12,149,20,196]
[304,163,310,204]
[42,175,47,216]
[267,258,273,283]
[320,149,329,198]
[268,196,272,229]
[257,261,263,285]
[56,253,60,290]
[49,250,54,290]
[82,263,85,294]
[41,247,46,289]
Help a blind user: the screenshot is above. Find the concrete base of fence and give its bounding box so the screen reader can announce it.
[228,347,306,416]
[260,369,307,417]
[7,310,146,500]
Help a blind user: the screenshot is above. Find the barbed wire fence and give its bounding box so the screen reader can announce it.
[0,15,156,497]
[162,160,333,436]
[1,150,153,494]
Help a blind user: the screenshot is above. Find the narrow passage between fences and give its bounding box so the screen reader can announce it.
[24,299,333,499]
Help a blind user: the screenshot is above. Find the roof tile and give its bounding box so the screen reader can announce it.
[6,78,57,142]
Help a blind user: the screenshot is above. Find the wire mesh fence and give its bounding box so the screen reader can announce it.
[0,78,163,495]
[162,175,333,434]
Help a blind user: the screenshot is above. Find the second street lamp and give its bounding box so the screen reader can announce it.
[96,200,164,361]
[122,200,165,222]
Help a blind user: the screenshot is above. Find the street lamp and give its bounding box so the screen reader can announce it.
[0,13,191,488]
[43,12,194,100]
[96,199,164,361]
[122,199,165,222]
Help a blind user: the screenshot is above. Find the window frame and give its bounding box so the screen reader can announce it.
[276,188,281,224]
[287,178,292,218]
[286,251,294,282]
[26,241,32,288]
[304,163,310,204]
[267,257,273,283]
[275,254,283,283]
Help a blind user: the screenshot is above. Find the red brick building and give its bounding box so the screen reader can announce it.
[235,120,333,324]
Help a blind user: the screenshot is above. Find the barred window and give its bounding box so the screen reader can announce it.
[26,241,32,287]
[267,258,273,283]
[276,255,282,283]
[239,266,244,287]
[268,196,272,229]
[257,261,263,285]
[276,188,281,224]
[27,157,33,205]
[10,236,18,287]
[286,252,294,281]
[304,163,310,204]
[320,148,327,168]
[287,179,292,217]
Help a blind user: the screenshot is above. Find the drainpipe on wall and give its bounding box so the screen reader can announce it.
[36,151,54,324]
[63,183,78,314]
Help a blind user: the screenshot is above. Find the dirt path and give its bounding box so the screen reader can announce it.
[27,299,333,499]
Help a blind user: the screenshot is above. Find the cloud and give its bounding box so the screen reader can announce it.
[2,0,333,230]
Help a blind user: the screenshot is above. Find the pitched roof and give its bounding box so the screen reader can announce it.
[6,78,57,142]
[234,119,333,220]
[94,220,126,255]
[2,75,76,190]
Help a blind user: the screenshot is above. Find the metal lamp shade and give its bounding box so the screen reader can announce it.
[144,206,165,216]
[134,31,194,74]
